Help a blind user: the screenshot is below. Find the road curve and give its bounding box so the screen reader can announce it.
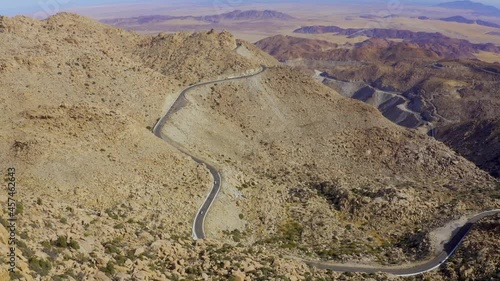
[152,65,499,276]
[152,66,267,240]
[304,209,500,276]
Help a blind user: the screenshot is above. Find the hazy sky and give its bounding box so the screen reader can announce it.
[1,0,499,16]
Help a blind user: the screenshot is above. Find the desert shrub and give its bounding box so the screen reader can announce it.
[28,257,52,276]
[52,236,79,250]
[100,261,115,276]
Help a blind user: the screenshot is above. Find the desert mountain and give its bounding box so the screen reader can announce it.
[439,15,500,28]
[101,9,294,27]
[251,35,339,61]
[257,35,440,62]
[293,26,500,59]
[0,13,498,281]
[256,34,500,178]
[437,0,500,17]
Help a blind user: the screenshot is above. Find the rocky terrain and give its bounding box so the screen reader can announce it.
[436,118,500,178]
[256,34,500,178]
[0,13,499,281]
[163,64,499,278]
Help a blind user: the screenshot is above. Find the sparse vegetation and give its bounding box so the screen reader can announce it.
[100,261,116,276]
[28,257,52,276]
[52,236,80,250]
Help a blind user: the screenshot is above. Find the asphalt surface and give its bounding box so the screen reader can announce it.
[153,66,266,239]
[305,209,500,276]
[152,65,499,275]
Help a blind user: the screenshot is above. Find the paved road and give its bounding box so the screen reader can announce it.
[305,209,500,276]
[153,66,266,239]
[152,65,499,275]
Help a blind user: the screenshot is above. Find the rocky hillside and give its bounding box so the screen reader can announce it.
[436,118,500,178]
[163,61,498,268]
[252,35,338,62]
[0,13,498,281]
[256,34,500,178]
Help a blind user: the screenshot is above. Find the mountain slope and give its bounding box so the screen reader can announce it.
[436,118,500,178]
[0,13,498,281]
[162,63,499,277]
[256,34,500,179]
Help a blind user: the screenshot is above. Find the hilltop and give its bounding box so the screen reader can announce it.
[0,13,498,281]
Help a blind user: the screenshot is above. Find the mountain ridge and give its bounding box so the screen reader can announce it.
[293,25,500,58]
[101,9,295,26]
[436,1,500,17]
[439,15,500,28]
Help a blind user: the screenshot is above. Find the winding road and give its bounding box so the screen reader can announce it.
[152,66,499,276]
[305,209,500,277]
[153,66,266,239]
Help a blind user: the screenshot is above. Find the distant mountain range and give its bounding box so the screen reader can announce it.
[439,16,500,28]
[437,1,500,17]
[101,10,294,26]
[293,25,499,58]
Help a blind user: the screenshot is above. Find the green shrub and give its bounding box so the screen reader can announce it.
[68,238,80,250]
[53,236,67,248]
[231,229,243,242]
[101,261,115,276]
[9,271,24,280]
[17,240,35,257]
[115,253,127,266]
[52,236,79,250]
[0,218,7,228]
[28,257,52,276]
[16,201,23,215]
[279,220,303,243]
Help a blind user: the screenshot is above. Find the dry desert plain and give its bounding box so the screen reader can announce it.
[67,1,500,62]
